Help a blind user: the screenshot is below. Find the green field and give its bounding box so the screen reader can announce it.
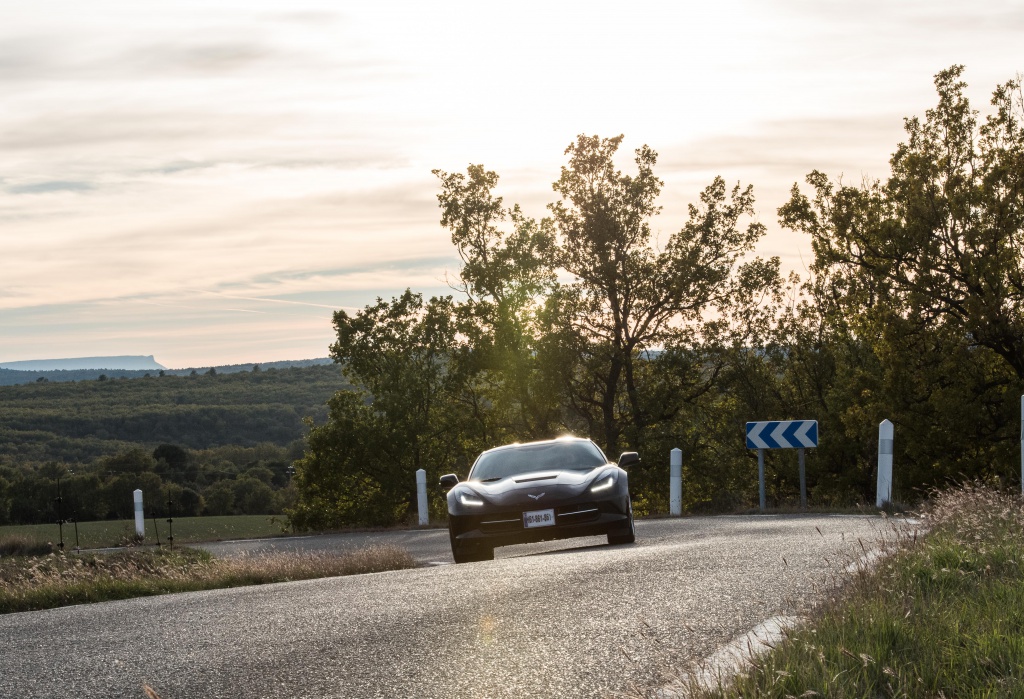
[0,514,289,550]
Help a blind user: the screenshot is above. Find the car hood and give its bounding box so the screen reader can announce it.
[457,467,613,508]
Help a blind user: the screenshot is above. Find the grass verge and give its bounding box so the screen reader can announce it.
[677,484,1024,698]
[0,544,416,614]
[0,514,289,550]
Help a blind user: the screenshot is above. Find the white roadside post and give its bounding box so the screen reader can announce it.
[133,489,145,538]
[670,448,682,516]
[415,469,429,526]
[877,419,894,508]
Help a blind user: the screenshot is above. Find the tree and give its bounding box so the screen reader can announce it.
[781,66,1024,380]
[202,480,235,516]
[103,448,155,475]
[233,477,276,514]
[290,291,477,528]
[779,66,1024,493]
[101,472,162,520]
[544,134,780,453]
[165,483,204,517]
[153,444,189,471]
[433,164,560,438]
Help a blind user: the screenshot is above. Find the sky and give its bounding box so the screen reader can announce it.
[1,0,1021,369]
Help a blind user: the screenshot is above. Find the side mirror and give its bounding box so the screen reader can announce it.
[617,452,640,468]
[439,474,460,490]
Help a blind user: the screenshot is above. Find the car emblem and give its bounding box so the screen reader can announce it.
[528,493,545,501]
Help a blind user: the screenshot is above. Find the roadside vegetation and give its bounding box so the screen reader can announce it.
[0,363,351,528]
[292,66,1024,529]
[0,514,290,550]
[2,67,1021,535]
[670,484,1024,697]
[0,543,417,614]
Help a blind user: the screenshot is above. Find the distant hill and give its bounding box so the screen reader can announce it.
[0,355,166,371]
[0,358,334,386]
[0,362,352,463]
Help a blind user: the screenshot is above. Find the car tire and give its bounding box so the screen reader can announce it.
[450,529,494,564]
[607,497,636,545]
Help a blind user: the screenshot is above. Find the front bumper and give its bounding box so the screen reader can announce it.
[448,493,631,549]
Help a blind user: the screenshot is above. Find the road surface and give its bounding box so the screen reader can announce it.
[0,515,905,699]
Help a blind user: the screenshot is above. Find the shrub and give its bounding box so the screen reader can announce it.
[0,535,54,557]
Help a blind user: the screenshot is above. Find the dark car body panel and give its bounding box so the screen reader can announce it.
[443,438,635,559]
[448,490,630,548]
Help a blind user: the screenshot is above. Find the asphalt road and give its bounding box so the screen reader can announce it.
[0,515,905,699]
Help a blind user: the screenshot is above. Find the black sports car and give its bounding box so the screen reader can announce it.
[439,437,639,563]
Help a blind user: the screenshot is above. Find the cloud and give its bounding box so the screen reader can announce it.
[776,0,1024,32]
[145,160,218,176]
[0,41,43,81]
[122,41,276,75]
[0,37,271,81]
[269,10,342,25]
[658,114,908,185]
[0,109,273,151]
[6,180,96,195]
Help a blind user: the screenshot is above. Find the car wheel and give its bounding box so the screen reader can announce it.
[450,529,494,564]
[607,497,636,545]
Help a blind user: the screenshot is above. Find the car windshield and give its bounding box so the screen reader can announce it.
[469,441,608,481]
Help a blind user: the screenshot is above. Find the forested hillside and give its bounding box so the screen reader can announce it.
[0,365,353,525]
[0,357,333,386]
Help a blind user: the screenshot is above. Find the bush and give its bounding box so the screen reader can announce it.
[0,535,54,557]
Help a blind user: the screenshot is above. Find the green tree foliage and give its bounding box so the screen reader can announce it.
[202,480,236,516]
[232,477,277,515]
[0,364,348,464]
[165,483,204,517]
[779,66,1024,498]
[292,70,1024,525]
[433,163,560,440]
[0,367,331,525]
[294,134,780,524]
[544,135,781,457]
[0,441,301,524]
[291,293,480,528]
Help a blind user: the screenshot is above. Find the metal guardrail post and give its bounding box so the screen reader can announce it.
[758,449,766,512]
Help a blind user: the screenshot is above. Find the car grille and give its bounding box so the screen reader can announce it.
[478,502,602,533]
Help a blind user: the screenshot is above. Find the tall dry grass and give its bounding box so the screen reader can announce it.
[651,483,1024,698]
[0,544,416,614]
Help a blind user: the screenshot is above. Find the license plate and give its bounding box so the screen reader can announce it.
[523,509,555,528]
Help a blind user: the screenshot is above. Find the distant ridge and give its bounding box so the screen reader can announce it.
[0,357,334,386]
[0,355,166,371]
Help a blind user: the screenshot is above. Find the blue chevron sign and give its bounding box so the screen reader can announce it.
[746,420,818,449]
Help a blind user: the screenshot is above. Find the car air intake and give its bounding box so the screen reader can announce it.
[514,474,558,483]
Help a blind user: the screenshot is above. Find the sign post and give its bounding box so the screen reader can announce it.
[746,420,819,512]
[798,448,806,510]
[758,449,766,511]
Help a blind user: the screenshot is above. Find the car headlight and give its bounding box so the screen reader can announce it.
[458,491,485,506]
[590,472,617,493]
